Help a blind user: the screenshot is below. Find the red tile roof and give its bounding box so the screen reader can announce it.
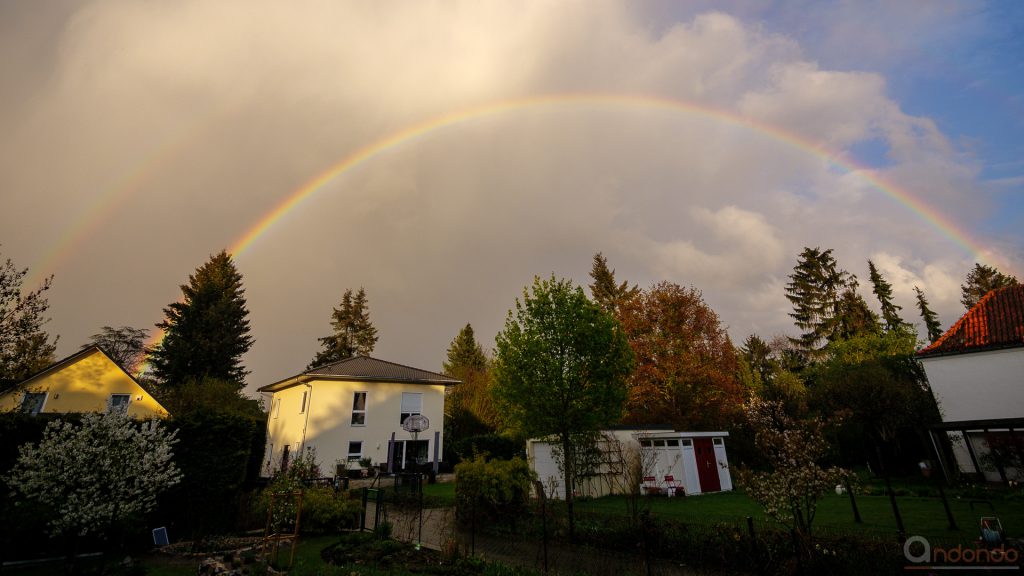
[918,285,1024,357]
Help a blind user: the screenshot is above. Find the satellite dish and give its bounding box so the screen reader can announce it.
[402,414,430,440]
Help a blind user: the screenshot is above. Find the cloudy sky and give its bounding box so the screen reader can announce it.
[3,1,1022,394]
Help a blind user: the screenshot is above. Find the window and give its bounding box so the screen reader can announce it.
[653,440,666,447]
[666,439,680,447]
[681,439,693,448]
[108,394,130,413]
[273,398,281,419]
[347,441,363,461]
[299,390,308,413]
[19,392,46,416]
[351,392,366,426]
[400,392,422,424]
[713,438,723,446]
[640,440,653,447]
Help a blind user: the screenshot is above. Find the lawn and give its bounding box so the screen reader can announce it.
[575,489,1024,543]
[423,479,456,506]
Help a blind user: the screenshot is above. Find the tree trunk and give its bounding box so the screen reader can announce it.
[561,434,576,541]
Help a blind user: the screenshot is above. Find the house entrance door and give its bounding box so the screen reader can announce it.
[390,441,405,472]
[693,438,721,493]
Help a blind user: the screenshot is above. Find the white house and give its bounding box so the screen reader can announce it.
[527,428,732,499]
[259,356,459,477]
[918,285,1024,483]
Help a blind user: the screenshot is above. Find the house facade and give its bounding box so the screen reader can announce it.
[918,285,1024,483]
[258,356,459,477]
[0,346,169,418]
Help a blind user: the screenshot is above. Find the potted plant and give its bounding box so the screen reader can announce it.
[359,457,373,477]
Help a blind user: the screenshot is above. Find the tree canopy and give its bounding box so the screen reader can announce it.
[867,260,905,331]
[589,252,639,314]
[308,287,378,369]
[82,325,149,374]
[0,249,58,383]
[785,247,850,361]
[5,410,181,538]
[914,286,944,344]
[960,263,1018,310]
[493,275,633,537]
[148,250,253,388]
[443,324,498,439]
[618,281,744,430]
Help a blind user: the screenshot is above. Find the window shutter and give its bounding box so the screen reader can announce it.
[400,392,422,413]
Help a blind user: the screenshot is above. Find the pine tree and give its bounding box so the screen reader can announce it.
[867,260,905,331]
[589,252,639,314]
[308,287,378,369]
[785,247,849,360]
[960,263,1019,310]
[914,286,943,343]
[0,248,58,383]
[148,251,253,388]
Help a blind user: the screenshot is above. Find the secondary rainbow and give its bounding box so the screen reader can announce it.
[226,93,996,268]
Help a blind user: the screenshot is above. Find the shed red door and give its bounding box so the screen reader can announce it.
[693,438,721,493]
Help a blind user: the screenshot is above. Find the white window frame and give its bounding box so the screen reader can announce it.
[19,392,47,416]
[351,391,367,426]
[108,394,130,413]
[347,441,363,461]
[400,392,422,424]
[273,397,281,419]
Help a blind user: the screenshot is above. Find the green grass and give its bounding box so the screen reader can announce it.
[576,490,1024,543]
[423,479,456,506]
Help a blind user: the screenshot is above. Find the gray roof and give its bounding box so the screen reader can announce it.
[258,355,459,392]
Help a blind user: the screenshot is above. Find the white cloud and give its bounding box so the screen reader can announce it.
[0,1,1005,387]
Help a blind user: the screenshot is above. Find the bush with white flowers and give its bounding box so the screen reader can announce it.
[5,410,182,537]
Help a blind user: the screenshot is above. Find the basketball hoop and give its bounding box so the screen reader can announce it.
[402,414,430,441]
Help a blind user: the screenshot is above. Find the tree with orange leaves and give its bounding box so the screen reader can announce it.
[617,281,745,430]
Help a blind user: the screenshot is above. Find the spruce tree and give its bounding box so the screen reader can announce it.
[867,260,905,331]
[835,277,880,340]
[148,251,253,388]
[960,263,1018,310]
[589,252,639,314]
[443,323,487,375]
[785,247,848,360]
[308,287,377,369]
[740,334,776,386]
[914,286,943,343]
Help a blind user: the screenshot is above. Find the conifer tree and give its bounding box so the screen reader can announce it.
[867,260,905,331]
[914,286,943,343]
[740,334,776,386]
[960,263,1018,310]
[589,252,639,314]
[149,251,253,388]
[308,287,377,369]
[785,247,849,361]
[443,324,498,437]
[443,323,487,375]
[0,248,58,382]
[835,276,880,340]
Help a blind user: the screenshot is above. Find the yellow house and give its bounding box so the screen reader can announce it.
[259,356,459,477]
[0,346,169,419]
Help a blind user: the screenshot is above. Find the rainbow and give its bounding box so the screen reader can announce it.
[140,92,1009,360]
[227,92,996,264]
[26,110,228,288]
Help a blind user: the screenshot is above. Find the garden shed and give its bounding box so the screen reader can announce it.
[527,429,732,500]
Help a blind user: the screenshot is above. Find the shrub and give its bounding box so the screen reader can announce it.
[299,487,360,533]
[455,455,534,526]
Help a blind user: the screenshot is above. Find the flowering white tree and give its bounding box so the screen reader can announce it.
[736,398,850,541]
[6,410,182,538]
